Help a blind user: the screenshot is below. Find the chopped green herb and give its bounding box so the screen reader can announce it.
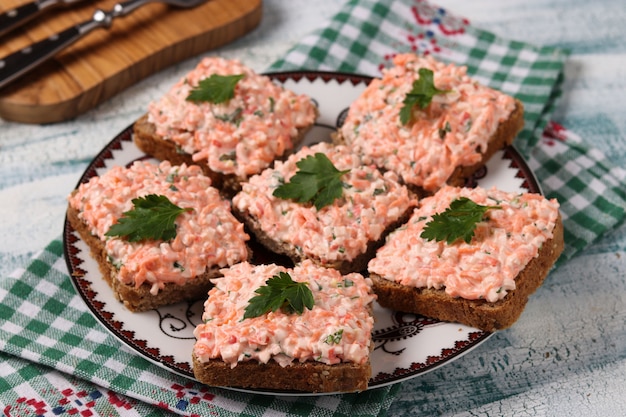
[165,172,177,183]
[215,107,243,126]
[273,153,350,210]
[186,74,244,104]
[105,194,193,242]
[107,255,123,270]
[338,279,354,288]
[420,197,501,244]
[400,68,450,125]
[464,118,473,132]
[324,329,344,345]
[218,151,236,162]
[438,121,452,139]
[243,272,314,319]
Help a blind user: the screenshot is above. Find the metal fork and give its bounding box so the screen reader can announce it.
[0,0,208,90]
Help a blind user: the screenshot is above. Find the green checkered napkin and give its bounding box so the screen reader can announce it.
[0,243,399,416]
[269,0,625,261]
[1,0,625,416]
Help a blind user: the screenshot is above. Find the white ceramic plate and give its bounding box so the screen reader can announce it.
[64,71,541,395]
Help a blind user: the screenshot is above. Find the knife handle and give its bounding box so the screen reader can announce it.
[0,10,107,90]
[0,1,43,38]
[0,0,91,38]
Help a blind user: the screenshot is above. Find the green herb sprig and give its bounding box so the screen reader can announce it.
[243,272,315,319]
[273,153,350,210]
[399,68,450,125]
[186,74,244,104]
[105,194,192,242]
[420,197,501,244]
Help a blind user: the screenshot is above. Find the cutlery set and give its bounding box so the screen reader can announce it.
[0,0,208,90]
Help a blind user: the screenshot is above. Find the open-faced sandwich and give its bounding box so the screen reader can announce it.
[368,185,564,332]
[134,56,319,195]
[232,141,417,274]
[192,260,376,393]
[67,160,250,311]
[335,53,525,195]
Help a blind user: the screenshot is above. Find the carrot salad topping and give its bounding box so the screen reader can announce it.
[339,53,517,191]
[68,160,249,295]
[193,260,375,367]
[368,186,560,302]
[147,57,318,179]
[232,142,417,264]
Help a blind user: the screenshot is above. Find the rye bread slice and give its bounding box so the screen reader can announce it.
[133,109,317,197]
[67,203,223,312]
[370,213,564,332]
[192,352,371,393]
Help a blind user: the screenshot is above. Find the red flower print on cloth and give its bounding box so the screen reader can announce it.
[542,120,568,145]
[411,0,470,36]
[406,32,442,55]
[5,387,144,417]
[378,0,470,71]
[171,382,215,407]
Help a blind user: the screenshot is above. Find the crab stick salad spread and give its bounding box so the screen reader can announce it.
[368,186,560,303]
[193,260,376,367]
[339,53,517,192]
[232,142,417,265]
[147,57,318,179]
[68,160,249,295]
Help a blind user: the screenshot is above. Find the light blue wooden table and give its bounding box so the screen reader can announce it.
[1,1,624,415]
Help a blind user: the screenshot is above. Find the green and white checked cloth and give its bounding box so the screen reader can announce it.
[1,0,625,416]
[269,0,625,261]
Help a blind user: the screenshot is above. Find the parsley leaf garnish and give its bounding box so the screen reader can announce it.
[243,272,314,319]
[105,194,193,242]
[399,68,450,125]
[273,153,350,210]
[420,197,501,244]
[186,74,244,104]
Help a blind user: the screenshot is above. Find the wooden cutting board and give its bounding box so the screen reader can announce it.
[0,0,262,124]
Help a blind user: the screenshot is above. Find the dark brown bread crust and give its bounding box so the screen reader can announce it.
[133,114,235,194]
[233,204,415,275]
[335,99,525,196]
[192,351,371,393]
[133,113,315,197]
[67,202,223,312]
[370,213,564,332]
